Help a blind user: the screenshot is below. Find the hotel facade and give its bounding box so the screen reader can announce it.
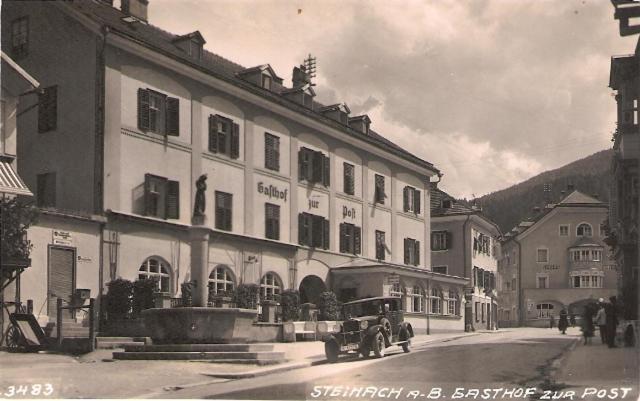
[2,0,467,336]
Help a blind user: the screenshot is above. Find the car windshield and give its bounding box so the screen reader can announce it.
[343,300,383,318]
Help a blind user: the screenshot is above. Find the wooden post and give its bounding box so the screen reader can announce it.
[27,300,33,314]
[56,298,63,347]
[89,298,95,352]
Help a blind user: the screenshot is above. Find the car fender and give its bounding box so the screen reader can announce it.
[366,324,392,346]
[399,322,414,339]
[324,334,339,345]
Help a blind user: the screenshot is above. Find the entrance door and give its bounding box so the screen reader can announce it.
[299,275,326,304]
[48,247,75,319]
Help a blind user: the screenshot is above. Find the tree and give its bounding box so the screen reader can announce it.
[0,197,38,270]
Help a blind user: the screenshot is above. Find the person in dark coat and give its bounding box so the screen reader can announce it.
[558,308,569,334]
[581,305,595,345]
[605,296,619,348]
[549,314,555,329]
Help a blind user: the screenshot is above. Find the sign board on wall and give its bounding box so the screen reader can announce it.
[387,274,400,285]
[52,230,74,246]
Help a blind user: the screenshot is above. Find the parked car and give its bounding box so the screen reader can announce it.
[324,296,414,363]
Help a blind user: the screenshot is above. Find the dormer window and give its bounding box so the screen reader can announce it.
[172,31,205,61]
[282,84,315,108]
[320,103,351,125]
[348,115,371,134]
[262,74,272,90]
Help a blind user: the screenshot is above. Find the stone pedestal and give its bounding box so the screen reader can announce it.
[189,225,210,307]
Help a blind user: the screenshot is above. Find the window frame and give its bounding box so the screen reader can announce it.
[428,287,441,315]
[432,266,448,275]
[374,174,385,204]
[264,132,280,171]
[209,265,235,295]
[403,237,420,266]
[215,191,233,231]
[38,86,57,133]
[576,223,593,237]
[431,231,449,251]
[260,272,282,301]
[536,273,549,289]
[536,303,554,318]
[139,257,172,294]
[343,162,355,195]
[375,230,386,261]
[11,16,29,58]
[559,224,569,237]
[265,203,280,240]
[536,248,549,263]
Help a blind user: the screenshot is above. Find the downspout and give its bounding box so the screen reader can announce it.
[426,172,443,335]
[462,214,472,331]
[514,238,523,326]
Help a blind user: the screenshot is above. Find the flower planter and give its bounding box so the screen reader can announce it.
[141,307,258,344]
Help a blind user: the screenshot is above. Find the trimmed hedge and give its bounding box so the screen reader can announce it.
[317,291,340,321]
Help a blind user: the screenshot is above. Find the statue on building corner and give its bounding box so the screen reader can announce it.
[193,174,207,223]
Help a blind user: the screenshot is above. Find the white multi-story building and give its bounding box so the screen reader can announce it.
[2,0,467,336]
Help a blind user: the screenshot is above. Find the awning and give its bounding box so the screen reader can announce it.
[0,161,32,196]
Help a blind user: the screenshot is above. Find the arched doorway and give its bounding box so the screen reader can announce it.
[299,275,326,304]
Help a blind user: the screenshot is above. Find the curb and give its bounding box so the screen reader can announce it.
[548,336,580,378]
[200,332,480,379]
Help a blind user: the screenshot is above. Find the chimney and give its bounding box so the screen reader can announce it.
[121,0,149,22]
[292,65,310,88]
[348,115,371,134]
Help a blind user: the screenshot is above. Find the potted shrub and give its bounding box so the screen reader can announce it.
[233,284,259,309]
[317,291,340,321]
[132,277,157,315]
[105,278,133,321]
[280,290,300,322]
[208,285,234,308]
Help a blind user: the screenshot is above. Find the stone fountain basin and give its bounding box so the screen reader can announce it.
[141,307,258,344]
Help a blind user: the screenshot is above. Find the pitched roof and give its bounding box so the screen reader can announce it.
[557,190,605,206]
[60,1,437,174]
[430,187,475,216]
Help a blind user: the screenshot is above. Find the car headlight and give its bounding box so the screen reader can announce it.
[360,320,369,330]
[333,322,343,333]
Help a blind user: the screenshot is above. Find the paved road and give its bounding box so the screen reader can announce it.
[159,329,578,400]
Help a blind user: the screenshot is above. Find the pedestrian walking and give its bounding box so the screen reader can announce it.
[605,296,619,348]
[549,314,555,329]
[569,313,576,327]
[581,305,595,345]
[594,300,607,345]
[558,308,569,334]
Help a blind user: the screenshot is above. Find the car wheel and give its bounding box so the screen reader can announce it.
[380,318,392,338]
[371,331,385,358]
[325,341,339,363]
[360,342,370,358]
[6,325,23,350]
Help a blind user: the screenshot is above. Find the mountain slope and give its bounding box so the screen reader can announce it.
[474,149,612,234]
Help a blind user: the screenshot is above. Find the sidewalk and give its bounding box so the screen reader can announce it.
[556,338,639,400]
[0,330,483,398]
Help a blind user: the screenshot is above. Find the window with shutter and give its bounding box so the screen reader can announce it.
[265,203,280,240]
[208,115,218,153]
[322,218,330,249]
[230,123,240,159]
[322,155,330,187]
[375,230,386,260]
[298,148,312,181]
[414,190,421,214]
[143,174,168,219]
[343,163,355,195]
[339,223,348,253]
[138,88,150,131]
[431,231,449,251]
[403,187,410,212]
[38,86,57,133]
[166,97,180,136]
[166,180,180,219]
[339,223,360,254]
[215,191,233,231]
[354,226,361,255]
[298,213,310,245]
[404,238,411,264]
[374,175,385,204]
[312,151,324,183]
[311,215,324,248]
[218,118,229,155]
[265,133,280,171]
[414,240,420,266]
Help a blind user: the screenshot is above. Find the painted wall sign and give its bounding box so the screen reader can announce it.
[387,274,400,285]
[52,230,73,246]
[543,264,560,271]
[257,182,288,201]
[342,206,356,219]
[77,256,92,263]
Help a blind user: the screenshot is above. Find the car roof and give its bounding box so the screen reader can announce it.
[342,296,402,306]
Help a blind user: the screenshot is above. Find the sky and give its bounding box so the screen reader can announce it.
[145,0,636,199]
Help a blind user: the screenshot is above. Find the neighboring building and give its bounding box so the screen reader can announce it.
[499,190,617,327]
[1,0,467,334]
[608,2,640,344]
[0,50,38,340]
[430,186,500,331]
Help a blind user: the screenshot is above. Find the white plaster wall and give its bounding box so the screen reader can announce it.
[253,173,291,242]
[202,158,245,234]
[201,96,245,161]
[296,259,330,288]
[298,186,329,218]
[334,147,363,198]
[119,134,191,224]
[367,160,391,205]
[120,64,192,144]
[366,207,392,260]
[253,115,291,176]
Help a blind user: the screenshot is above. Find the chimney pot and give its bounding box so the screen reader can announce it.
[122,0,149,22]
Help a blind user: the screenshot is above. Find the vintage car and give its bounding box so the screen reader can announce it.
[324,296,414,363]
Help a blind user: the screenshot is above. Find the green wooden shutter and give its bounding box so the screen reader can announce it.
[415,241,420,266]
[298,148,308,181]
[312,151,323,183]
[322,218,330,249]
[354,226,361,255]
[225,193,233,230]
[446,231,453,250]
[166,97,180,136]
[166,180,180,219]
[143,174,153,216]
[274,136,280,171]
[230,123,240,159]
[339,223,347,253]
[403,187,409,212]
[298,213,308,245]
[322,155,330,187]
[265,134,274,169]
[138,88,150,131]
[208,115,218,153]
[414,190,421,214]
[404,238,410,264]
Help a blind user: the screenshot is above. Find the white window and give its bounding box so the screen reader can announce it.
[446,290,458,315]
[431,231,449,251]
[536,248,549,263]
[428,287,441,314]
[536,303,554,318]
[138,257,171,293]
[408,286,424,313]
[576,223,593,237]
[260,272,282,301]
[559,225,569,236]
[570,271,604,288]
[209,265,235,294]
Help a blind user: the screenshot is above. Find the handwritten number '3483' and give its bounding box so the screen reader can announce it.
[4,384,54,397]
